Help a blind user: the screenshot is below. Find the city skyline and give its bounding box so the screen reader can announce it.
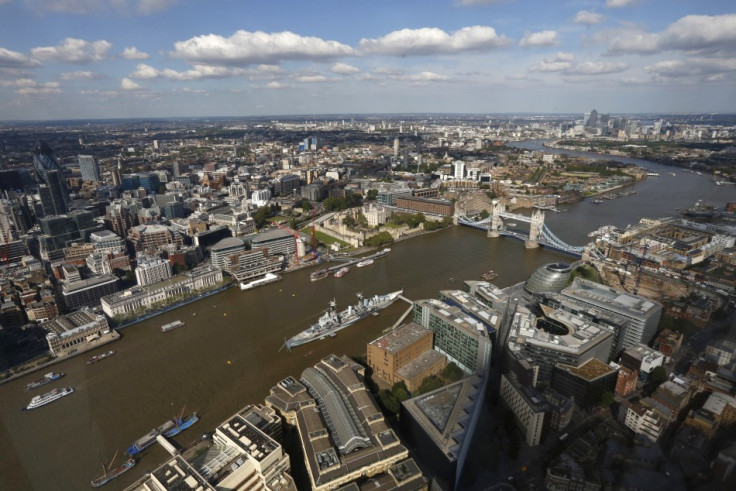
[0,0,735,120]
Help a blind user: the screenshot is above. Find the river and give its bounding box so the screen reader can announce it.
[1,141,732,490]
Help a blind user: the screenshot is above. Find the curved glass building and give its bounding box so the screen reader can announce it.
[524,262,572,294]
[32,139,64,184]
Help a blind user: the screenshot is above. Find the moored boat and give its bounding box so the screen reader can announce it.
[90,453,135,488]
[24,372,64,391]
[240,272,281,290]
[87,350,116,365]
[23,386,74,412]
[310,269,329,281]
[163,413,199,438]
[334,266,349,278]
[126,419,176,455]
[161,320,185,332]
[356,258,374,267]
[285,289,403,349]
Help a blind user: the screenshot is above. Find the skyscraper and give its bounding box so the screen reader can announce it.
[38,170,69,216]
[78,155,101,182]
[586,109,598,128]
[33,140,70,216]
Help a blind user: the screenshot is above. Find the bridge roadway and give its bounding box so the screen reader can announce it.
[457,213,586,257]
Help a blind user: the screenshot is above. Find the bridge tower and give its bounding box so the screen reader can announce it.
[488,200,504,238]
[525,209,545,249]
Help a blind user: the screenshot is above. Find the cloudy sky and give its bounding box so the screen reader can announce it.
[0,0,734,120]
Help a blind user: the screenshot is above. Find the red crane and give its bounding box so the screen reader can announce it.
[274,222,301,263]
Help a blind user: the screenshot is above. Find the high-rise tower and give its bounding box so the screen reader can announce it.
[78,155,101,182]
[33,140,69,216]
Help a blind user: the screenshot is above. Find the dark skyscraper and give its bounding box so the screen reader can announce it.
[39,171,69,216]
[33,140,70,216]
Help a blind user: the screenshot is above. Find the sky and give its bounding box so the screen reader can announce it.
[0,0,734,120]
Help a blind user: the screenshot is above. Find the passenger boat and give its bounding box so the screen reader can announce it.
[24,372,64,391]
[161,320,185,333]
[23,387,74,412]
[126,419,176,455]
[356,258,374,267]
[285,290,403,349]
[240,272,281,290]
[334,267,349,278]
[87,350,116,364]
[90,451,135,488]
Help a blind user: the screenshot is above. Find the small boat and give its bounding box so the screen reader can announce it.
[23,387,74,412]
[310,269,329,281]
[87,350,116,365]
[161,320,185,333]
[24,372,64,391]
[164,412,199,438]
[90,451,135,488]
[334,267,349,278]
[356,259,374,268]
[481,270,497,281]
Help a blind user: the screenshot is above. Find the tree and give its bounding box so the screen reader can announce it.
[480,209,490,219]
[416,375,443,395]
[300,199,312,212]
[253,206,273,229]
[391,381,410,401]
[343,215,357,228]
[378,389,400,414]
[367,189,378,200]
[441,362,464,382]
[364,231,394,247]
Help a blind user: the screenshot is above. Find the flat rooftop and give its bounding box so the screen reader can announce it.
[563,278,661,319]
[557,358,616,381]
[369,322,432,354]
[397,350,447,381]
[401,375,483,462]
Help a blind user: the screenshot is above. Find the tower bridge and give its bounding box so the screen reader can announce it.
[457,201,586,257]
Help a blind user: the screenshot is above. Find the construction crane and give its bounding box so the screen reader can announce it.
[274,222,302,263]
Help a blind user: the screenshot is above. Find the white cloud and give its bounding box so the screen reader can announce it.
[520,30,559,48]
[121,77,143,90]
[370,67,450,83]
[574,10,605,25]
[60,70,102,80]
[600,14,736,56]
[294,75,329,83]
[359,26,511,56]
[0,47,41,68]
[529,52,627,75]
[120,47,149,60]
[566,61,628,75]
[529,52,574,72]
[31,38,111,64]
[266,81,286,89]
[330,62,360,74]
[606,0,637,7]
[645,58,736,79]
[129,63,244,81]
[23,0,177,16]
[171,30,354,66]
[0,78,61,95]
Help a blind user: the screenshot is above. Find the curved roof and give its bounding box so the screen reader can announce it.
[211,237,244,251]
